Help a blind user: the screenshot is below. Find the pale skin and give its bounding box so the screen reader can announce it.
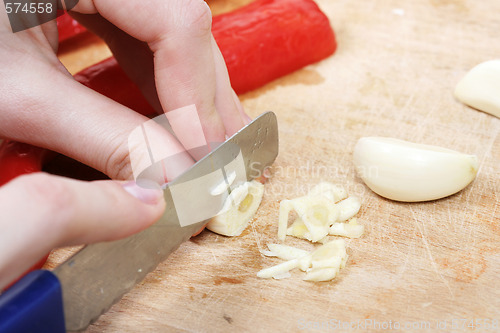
[0,0,250,289]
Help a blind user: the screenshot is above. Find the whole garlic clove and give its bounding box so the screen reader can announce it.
[353,137,479,202]
[454,59,500,118]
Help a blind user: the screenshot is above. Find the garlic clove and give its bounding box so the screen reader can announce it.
[336,196,361,222]
[266,244,310,261]
[454,59,500,118]
[206,180,264,236]
[256,259,299,279]
[353,137,479,202]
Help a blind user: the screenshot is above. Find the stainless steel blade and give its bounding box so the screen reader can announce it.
[53,111,279,331]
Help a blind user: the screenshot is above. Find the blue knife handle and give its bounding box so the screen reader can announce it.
[0,270,65,333]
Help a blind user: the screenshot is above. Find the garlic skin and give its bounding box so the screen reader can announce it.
[206,180,264,236]
[454,59,500,118]
[353,137,479,202]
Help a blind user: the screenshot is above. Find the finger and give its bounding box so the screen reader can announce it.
[0,173,165,289]
[72,0,239,150]
[232,88,252,125]
[0,64,194,181]
[210,36,246,136]
[67,12,164,114]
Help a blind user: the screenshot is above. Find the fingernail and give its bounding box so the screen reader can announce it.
[122,180,163,205]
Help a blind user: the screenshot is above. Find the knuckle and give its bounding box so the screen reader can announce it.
[104,141,135,181]
[174,0,212,34]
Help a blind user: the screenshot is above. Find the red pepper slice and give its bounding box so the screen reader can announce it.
[0,0,336,287]
[57,13,87,43]
[213,0,337,94]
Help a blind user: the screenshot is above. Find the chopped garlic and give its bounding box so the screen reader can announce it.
[278,195,338,242]
[329,218,364,239]
[206,180,264,236]
[310,239,346,270]
[336,196,361,222]
[279,183,363,242]
[266,244,310,261]
[303,268,338,282]
[257,240,348,282]
[308,182,348,202]
[256,259,299,279]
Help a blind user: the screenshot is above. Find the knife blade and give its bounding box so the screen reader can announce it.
[52,111,278,331]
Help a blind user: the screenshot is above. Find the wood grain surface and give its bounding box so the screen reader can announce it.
[51,0,500,332]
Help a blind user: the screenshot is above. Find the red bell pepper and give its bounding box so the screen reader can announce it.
[57,13,87,43]
[213,0,337,94]
[0,0,336,286]
[73,0,337,95]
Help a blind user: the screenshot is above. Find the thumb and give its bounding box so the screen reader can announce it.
[0,173,165,289]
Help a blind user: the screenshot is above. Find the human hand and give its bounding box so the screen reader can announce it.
[0,173,165,289]
[0,0,249,287]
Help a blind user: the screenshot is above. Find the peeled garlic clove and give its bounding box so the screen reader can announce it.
[303,268,338,282]
[353,137,479,202]
[454,59,500,118]
[267,244,310,261]
[336,196,361,222]
[257,259,299,279]
[206,180,264,236]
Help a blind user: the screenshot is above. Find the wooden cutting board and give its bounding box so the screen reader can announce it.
[51,0,500,331]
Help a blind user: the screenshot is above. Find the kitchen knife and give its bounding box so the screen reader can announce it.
[0,111,279,332]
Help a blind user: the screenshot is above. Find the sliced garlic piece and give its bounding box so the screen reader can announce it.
[278,199,293,240]
[210,171,237,196]
[353,137,479,202]
[206,180,264,236]
[454,59,500,118]
[310,239,347,269]
[256,259,299,279]
[259,249,277,257]
[286,218,308,238]
[298,255,313,271]
[272,271,292,280]
[267,244,310,261]
[278,195,338,242]
[336,196,361,222]
[329,219,364,238]
[308,182,348,203]
[303,268,338,282]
